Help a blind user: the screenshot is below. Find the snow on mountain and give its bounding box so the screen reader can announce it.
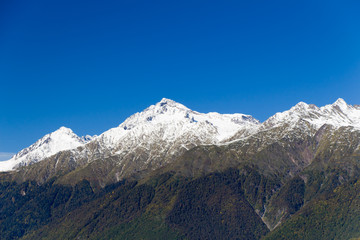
[263,98,360,131]
[86,98,260,165]
[2,98,359,174]
[0,98,260,173]
[0,127,90,172]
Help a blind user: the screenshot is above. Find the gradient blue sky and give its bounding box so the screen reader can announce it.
[1,0,360,156]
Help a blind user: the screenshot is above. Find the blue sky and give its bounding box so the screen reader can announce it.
[1,0,360,155]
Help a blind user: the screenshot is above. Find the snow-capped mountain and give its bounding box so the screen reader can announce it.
[263,98,360,130]
[71,98,261,178]
[223,98,360,144]
[1,97,359,177]
[94,98,259,153]
[2,98,360,240]
[0,98,260,173]
[0,127,90,171]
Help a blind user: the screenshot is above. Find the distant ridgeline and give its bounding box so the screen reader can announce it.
[1,98,360,239]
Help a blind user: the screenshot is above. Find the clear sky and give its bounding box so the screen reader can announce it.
[1,0,360,156]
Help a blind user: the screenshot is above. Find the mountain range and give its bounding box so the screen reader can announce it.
[1,98,359,174]
[1,97,360,240]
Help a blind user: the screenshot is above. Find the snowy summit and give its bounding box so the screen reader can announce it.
[0,127,90,171]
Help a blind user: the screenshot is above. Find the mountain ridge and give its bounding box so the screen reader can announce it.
[1,98,359,174]
[0,98,260,172]
[1,98,360,240]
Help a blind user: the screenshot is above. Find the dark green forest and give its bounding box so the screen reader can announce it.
[1,164,360,240]
[0,167,273,239]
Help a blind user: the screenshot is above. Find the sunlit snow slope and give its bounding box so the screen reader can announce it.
[0,127,90,171]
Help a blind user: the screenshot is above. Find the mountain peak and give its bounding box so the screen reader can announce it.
[54,126,74,135]
[0,127,88,172]
[291,101,310,111]
[155,98,189,110]
[332,98,348,109]
[159,97,176,104]
[334,98,346,104]
[263,98,360,130]
[296,101,308,106]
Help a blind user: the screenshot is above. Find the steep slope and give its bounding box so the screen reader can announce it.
[1,169,270,240]
[0,127,90,172]
[264,177,360,240]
